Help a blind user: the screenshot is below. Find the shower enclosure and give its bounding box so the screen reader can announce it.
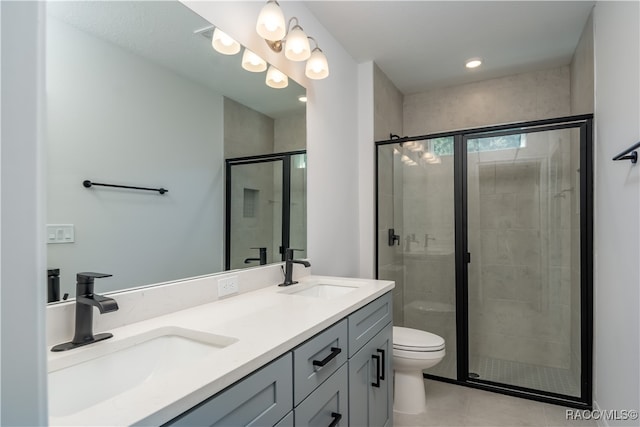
[376,116,592,407]
[226,151,307,270]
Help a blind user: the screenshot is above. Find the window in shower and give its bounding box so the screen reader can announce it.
[375,115,593,407]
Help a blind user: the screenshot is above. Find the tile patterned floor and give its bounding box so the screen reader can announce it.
[428,356,580,397]
[469,357,580,397]
[393,379,597,427]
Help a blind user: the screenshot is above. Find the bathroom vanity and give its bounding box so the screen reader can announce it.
[47,274,394,426]
[167,292,392,426]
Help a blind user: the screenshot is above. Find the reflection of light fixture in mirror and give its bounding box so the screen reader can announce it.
[242,48,267,72]
[211,28,240,55]
[401,154,417,166]
[256,0,287,41]
[405,141,423,152]
[266,65,288,88]
[298,95,307,103]
[256,1,329,80]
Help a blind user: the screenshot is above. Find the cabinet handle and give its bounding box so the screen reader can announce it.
[371,354,381,388]
[377,349,386,380]
[329,412,342,427]
[313,347,342,367]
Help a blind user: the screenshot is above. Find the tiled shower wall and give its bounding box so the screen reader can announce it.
[467,131,575,370]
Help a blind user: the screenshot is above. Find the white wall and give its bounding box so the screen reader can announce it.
[46,17,225,295]
[358,61,375,278]
[1,2,48,425]
[182,1,361,277]
[593,1,640,423]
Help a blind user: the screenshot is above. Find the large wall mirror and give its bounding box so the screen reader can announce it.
[46,1,307,301]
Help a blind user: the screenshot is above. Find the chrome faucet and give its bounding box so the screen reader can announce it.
[278,248,310,286]
[51,272,119,352]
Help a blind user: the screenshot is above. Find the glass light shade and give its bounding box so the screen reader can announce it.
[305,48,329,80]
[266,66,288,88]
[241,49,267,72]
[256,1,286,41]
[212,28,240,55]
[285,25,311,61]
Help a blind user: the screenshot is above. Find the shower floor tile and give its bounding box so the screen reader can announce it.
[426,355,580,397]
[469,356,580,397]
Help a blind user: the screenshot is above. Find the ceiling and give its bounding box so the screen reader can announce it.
[305,1,595,94]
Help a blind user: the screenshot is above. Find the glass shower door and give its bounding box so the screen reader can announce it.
[377,137,458,380]
[466,128,582,397]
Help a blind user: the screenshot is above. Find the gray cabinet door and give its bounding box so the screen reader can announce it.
[295,364,348,427]
[348,322,393,427]
[168,353,293,427]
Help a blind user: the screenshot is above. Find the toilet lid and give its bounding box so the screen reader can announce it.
[393,326,445,351]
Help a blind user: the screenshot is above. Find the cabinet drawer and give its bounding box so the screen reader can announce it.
[295,363,348,427]
[293,319,348,405]
[168,353,293,427]
[348,292,392,356]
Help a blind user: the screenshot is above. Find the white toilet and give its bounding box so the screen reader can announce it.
[392,326,446,414]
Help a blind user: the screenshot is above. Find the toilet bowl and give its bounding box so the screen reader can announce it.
[392,326,445,414]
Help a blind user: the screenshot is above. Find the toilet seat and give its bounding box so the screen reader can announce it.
[393,326,445,352]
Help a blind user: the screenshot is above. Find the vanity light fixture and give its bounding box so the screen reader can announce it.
[465,57,483,69]
[256,0,287,41]
[305,39,329,80]
[242,48,267,72]
[298,95,307,103]
[266,65,288,88]
[211,28,241,55]
[256,0,329,80]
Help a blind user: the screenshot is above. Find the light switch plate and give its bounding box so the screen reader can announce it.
[218,276,238,297]
[47,224,75,244]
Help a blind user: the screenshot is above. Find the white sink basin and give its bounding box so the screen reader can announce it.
[280,283,358,298]
[48,327,237,418]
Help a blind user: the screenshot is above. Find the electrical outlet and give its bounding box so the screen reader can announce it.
[218,276,238,297]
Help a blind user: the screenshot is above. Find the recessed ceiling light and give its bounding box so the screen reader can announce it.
[298,95,307,103]
[465,58,482,69]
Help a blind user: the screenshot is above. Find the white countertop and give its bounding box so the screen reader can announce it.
[48,275,394,426]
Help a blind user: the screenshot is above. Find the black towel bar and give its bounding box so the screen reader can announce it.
[83,180,168,195]
[612,141,640,164]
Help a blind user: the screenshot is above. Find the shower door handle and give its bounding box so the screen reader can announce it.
[388,229,400,246]
[466,252,471,263]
